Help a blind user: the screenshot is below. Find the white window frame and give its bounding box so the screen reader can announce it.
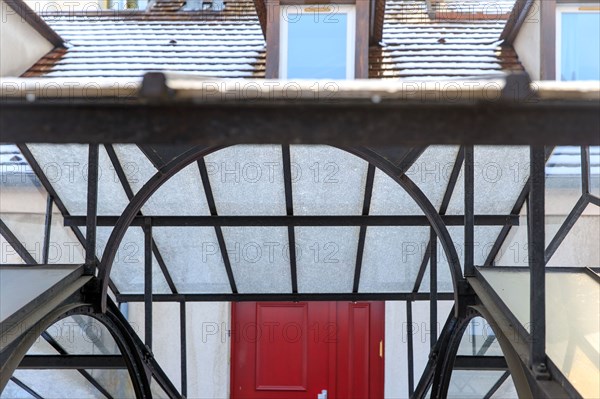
[556,3,600,81]
[279,4,356,79]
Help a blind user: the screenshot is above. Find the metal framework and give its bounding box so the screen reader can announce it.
[1,74,599,399]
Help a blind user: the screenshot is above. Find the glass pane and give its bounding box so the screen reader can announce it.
[495,205,528,266]
[27,144,130,216]
[0,235,26,264]
[151,377,170,399]
[457,317,502,356]
[85,369,135,398]
[0,266,78,322]
[561,12,600,81]
[114,144,211,216]
[153,227,231,293]
[547,203,600,267]
[408,145,460,211]
[90,226,170,294]
[48,204,85,264]
[479,268,600,398]
[1,379,36,398]
[546,146,583,246]
[283,6,352,79]
[360,227,428,292]
[447,146,529,215]
[490,375,518,398]
[11,369,104,398]
[590,146,600,197]
[205,145,286,216]
[427,226,502,292]
[0,150,47,263]
[45,315,120,355]
[369,169,424,215]
[291,146,368,216]
[448,370,508,399]
[296,226,358,293]
[222,227,291,293]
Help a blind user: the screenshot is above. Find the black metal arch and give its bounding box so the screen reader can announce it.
[98,145,465,312]
[0,302,152,398]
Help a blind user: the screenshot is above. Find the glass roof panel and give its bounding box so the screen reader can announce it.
[448,146,529,215]
[1,379,36,398]
[457,316,503,356]
[0,266,78,323]
[547,203,600,267]
[479,267,600,398]
[296,226,359,293]
[0,213,45,263]
[222,227,291,293]
[0,164,47,264]
[27,144,130,216]
[153,227,231,293]
[290,146,368,215]
[11,369,104,398]
[408,145,460,211]
[448,370,509,399]
[90,226,170,294]
[360,227,428,292]
[45,315,120,355]
[495,206,528,266]
[151,377,170,399]
[205,145,286,216]
[423,226,503,293]
[114,144,210,216]
[546,146,583,246]
[0,235,26,264]
[48,204,85,264]
[85,369,135,398]
[369,169,423,215]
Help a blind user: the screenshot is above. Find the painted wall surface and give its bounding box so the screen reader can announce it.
[0,0,54,77]
[513,0,541,80]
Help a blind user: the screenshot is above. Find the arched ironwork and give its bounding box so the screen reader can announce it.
[98,145,465,312]
[0,302,155,398]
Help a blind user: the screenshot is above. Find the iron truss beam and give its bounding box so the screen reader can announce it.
[64,215,519,227]
[19,355,126,369]
[453,355,508,371]
[1,78,599,145]
[2,103,598,146]
[116,292,456,303]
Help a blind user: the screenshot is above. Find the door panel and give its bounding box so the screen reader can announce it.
[231,301,384,399]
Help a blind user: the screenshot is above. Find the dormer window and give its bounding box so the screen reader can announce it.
[279,5,356,79]
[264,0,370,79]
[556,4,600,81]
[106,0,148,10]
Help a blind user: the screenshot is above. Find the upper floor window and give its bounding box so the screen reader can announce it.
[557,5,600,81]
[106,0,149,10]
[279,5,356,79]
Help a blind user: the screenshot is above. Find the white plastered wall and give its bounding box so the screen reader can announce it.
[0,0,54,77]
[513,0,542,80]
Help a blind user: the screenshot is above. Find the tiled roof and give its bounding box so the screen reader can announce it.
[24,0,265,78]
[24,0,522,80]
[370,0,522,79]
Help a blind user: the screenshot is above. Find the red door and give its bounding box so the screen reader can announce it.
[231,302,384,399]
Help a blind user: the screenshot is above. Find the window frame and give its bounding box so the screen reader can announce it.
[265,0,369,79]
[555,3,600,81]
[278,4,356,79]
